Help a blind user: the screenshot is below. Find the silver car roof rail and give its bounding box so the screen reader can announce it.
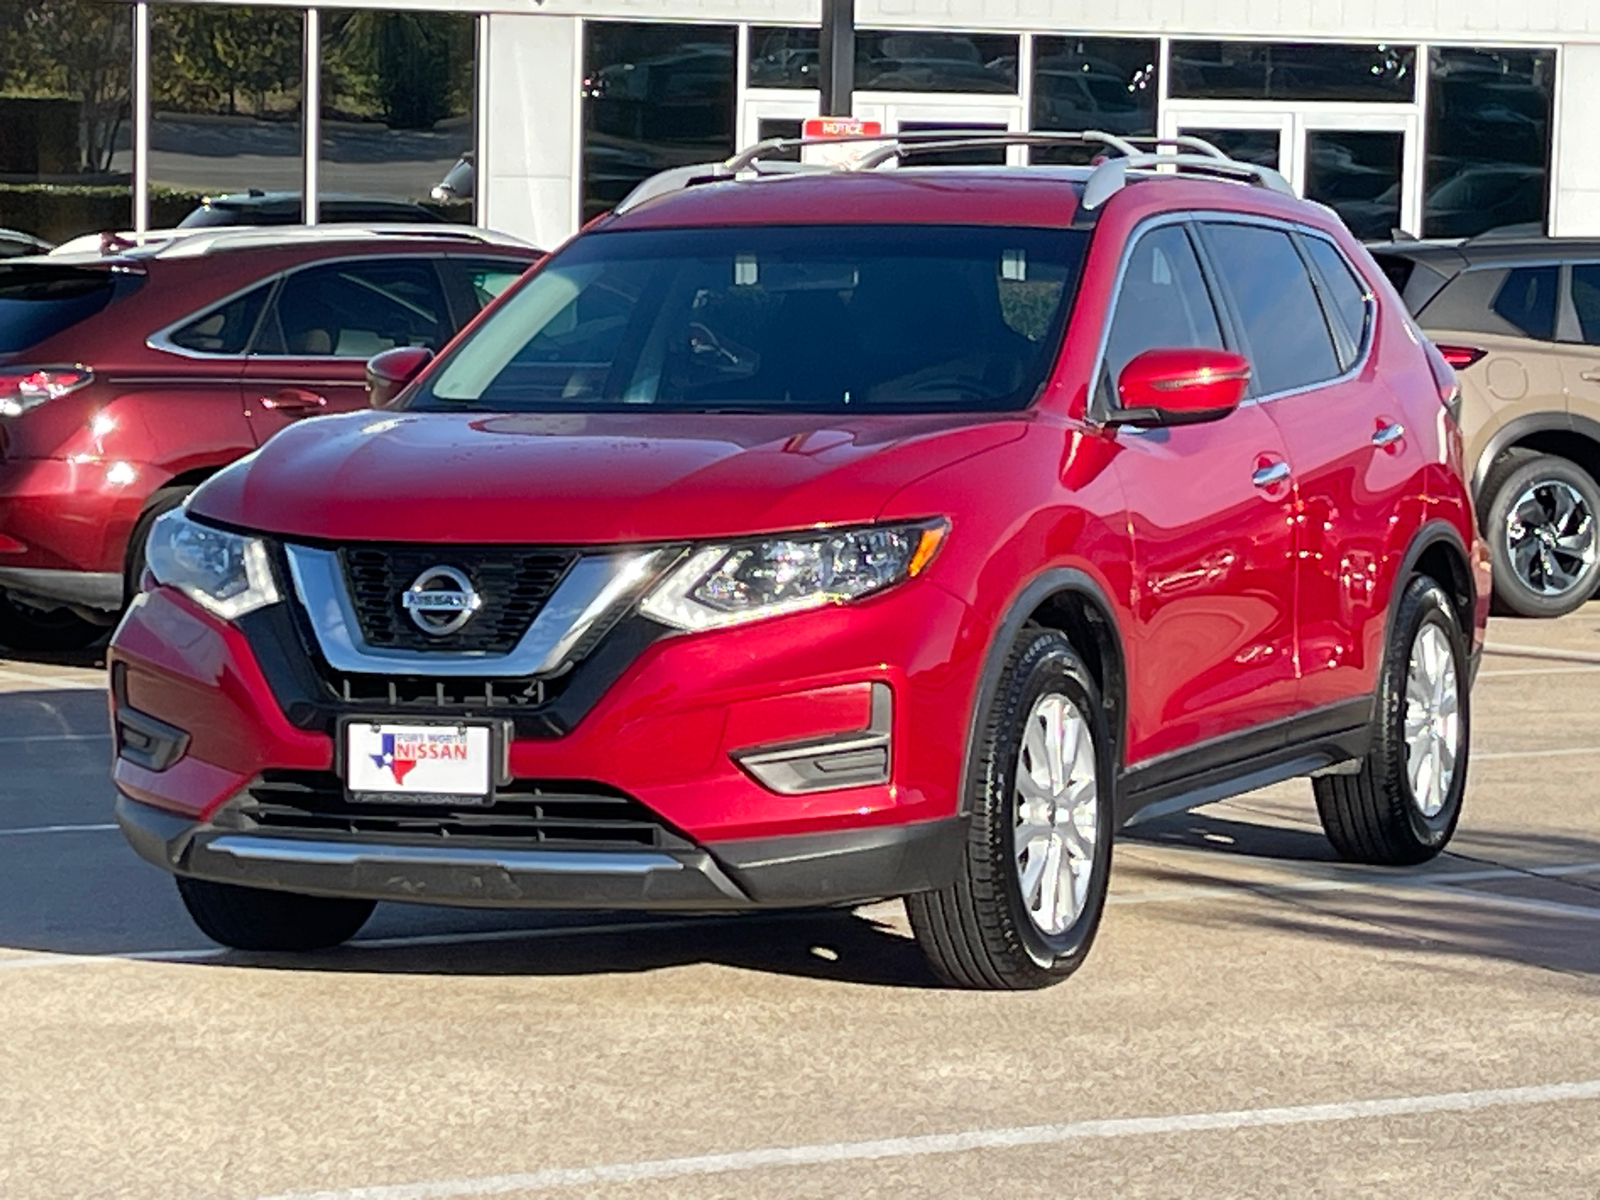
[613,128,1297,215]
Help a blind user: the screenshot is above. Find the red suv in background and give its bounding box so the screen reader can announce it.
[110,135,1489,989]
[0,226,540,650]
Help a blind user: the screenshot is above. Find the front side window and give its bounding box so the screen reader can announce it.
[1200,223,1341,395]
[1491,265,1559,342]
[414,224,1086,414]
[1102,224,1223,383]
[253,259,448,358]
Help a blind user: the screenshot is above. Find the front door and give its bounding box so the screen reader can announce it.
[242,256,456,445]
[1104,222,1300,764]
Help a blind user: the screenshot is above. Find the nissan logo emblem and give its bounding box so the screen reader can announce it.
[401,565,481,636]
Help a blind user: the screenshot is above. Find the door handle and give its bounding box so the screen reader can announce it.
[1252,460,1291,488]
[260,387,329,414]
[1582,371,1600,383]
[1371,422,1405,447]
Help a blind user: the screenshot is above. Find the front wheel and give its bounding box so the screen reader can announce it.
[1314,575,1468,865]
[907,627,1113,990]
[176,876,375,951]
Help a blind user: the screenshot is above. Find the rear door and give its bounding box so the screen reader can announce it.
[1107,221,1301,764]
[1197,220,1416,711]
[241,255,454,444]
[1559,262,1600,426]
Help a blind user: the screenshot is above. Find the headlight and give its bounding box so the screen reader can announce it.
[144,509,280,620]
[640,520,946,631]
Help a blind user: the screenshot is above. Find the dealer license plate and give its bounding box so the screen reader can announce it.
[344,722,494,805]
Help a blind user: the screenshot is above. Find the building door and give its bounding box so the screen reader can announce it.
[1164,106,1419,239]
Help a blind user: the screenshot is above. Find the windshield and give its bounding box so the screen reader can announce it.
[411,224,1087,414]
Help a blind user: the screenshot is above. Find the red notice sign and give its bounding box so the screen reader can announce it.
[803,117,884,139]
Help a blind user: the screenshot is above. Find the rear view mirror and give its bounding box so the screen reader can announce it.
[366,346,434,408]
[1111,348,1251,427]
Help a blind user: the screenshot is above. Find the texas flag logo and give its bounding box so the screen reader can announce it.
[369,733,418,785]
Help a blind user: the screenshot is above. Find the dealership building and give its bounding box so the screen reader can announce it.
[1,1,1595,251]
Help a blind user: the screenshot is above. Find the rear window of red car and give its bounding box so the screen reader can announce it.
[0,265,145,353]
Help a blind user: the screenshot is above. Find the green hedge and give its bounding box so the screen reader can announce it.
[0,183,201,243]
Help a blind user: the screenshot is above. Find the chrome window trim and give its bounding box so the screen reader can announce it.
[146,276,280,361]
[284,543,673,678]
[1088,209,1378,425]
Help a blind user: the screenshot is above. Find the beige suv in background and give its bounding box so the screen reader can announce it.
[1373,232,1600,617]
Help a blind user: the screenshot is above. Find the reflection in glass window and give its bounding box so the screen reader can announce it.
[148,6,302,227]
[582,23,737,223]
[1179,128,1281,170]
[0,1,132,241]
[1572,266,1600,347]
[899,122,1006,167]
[1425,48,1554,239]
[1305,130,1402,241]
[756,119,805,163]
[1491,266,1558,342]
[1170,42,1416,103]
[856,31,1018,95]
[1201,223,1341,395]
[1031,38,1156,164]
[1104,226,1223,380]
[748,27,819,90]
[320,12,476,224]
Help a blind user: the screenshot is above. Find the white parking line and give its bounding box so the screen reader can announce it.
[1483,642,1600,666]
[1475,746,1598,760]
[0,823,118,836]
[1477,665,1600,678]
[257,1078,1600,1198]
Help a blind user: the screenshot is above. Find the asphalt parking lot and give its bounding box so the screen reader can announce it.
[4,613,1600,1197]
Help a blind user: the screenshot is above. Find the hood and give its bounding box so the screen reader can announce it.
[190,409,1026,544]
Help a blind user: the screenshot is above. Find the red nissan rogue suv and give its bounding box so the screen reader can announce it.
[110,134,1490,989]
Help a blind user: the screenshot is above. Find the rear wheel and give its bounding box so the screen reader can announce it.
[0,590,104,653]
[1481,452,1600,617]
[176,876,375,951]
[1314,575,1468,865]
[907,627,1113,990]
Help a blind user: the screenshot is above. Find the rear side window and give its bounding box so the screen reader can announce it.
[0,266,143,353]
[1491,266,1558,341]
[1201,223,1341,395]
[1301,236,1371,366]
[166,284,272,355]
[254,259,449,357]
[1569,265,1600,346]
[1102,225,1223,380]
[458,259,528,313]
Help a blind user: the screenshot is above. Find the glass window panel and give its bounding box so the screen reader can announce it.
[1424,47,1554,239]
[1305,130,1402,242]
[1201,223,1341,395]
[148,6,302,228]
[898,121,1005,167]
[169,283,273,355]
[581,23,737,224]
[1571,266,1600,347]
[748,27,819,90]
[1491,266,1558,342]
[320,11,475,225]
[1180,128,1281,170]
[0,1,132,242]
[1170,41,1416,103]
[256,259,449,358]
[1301,236,1371,361]
[856,31,1017,95]
[1030,38,1157,165]
[457,259,527,313]
[1104,225,1223,381]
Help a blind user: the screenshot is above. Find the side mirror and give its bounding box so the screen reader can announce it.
[1111,348,1251,427]
[366,346,434,408]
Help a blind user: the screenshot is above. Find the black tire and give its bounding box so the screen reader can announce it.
[124,485,191,601]
[0,590,105,652]
[1479,452,1600,618]
[907,627,1113,990]
[1314,576,1469,866]
[176,876,374,951]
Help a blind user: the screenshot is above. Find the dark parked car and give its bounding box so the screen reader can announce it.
[0,224,539,650]
[1371,231,1600,616]
[180,191,448,228]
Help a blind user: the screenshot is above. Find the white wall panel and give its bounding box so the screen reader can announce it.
[1551,43,1600,234]
[481,12,579,249]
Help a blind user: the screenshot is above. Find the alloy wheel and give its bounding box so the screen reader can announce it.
[1505,478,1596,597]
[1403,623,1460,819]
[1013,692,1100,936]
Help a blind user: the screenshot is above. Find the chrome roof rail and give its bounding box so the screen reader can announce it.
[1081,153,1297,210]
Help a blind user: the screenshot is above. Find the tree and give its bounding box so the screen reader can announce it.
[1,0,131,173]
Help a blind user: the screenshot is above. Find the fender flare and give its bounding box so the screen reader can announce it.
[1473,411,1600,495]
[957,568,1128,816]
[1384,518,1474,650]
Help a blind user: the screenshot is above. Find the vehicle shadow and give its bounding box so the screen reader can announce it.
[0,643,108,670]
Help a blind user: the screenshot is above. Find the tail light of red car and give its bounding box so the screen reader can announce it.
[1423,342,1473,426]
[0,366,94,418]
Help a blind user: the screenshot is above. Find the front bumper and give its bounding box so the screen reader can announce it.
[116,792,967,909]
